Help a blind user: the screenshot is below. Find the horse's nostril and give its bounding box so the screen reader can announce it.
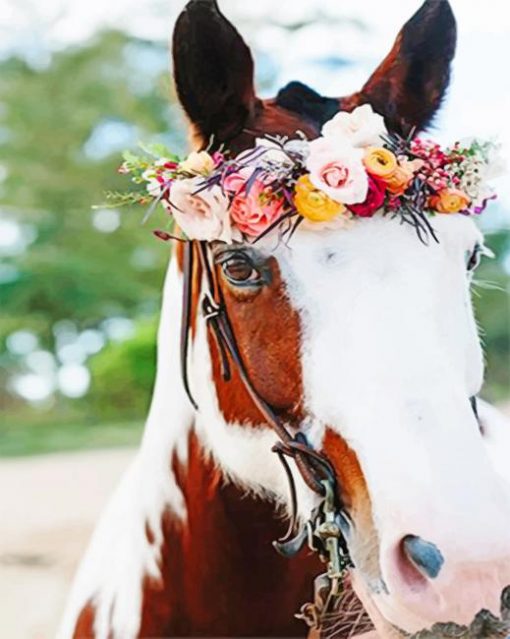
[403,535,444,579]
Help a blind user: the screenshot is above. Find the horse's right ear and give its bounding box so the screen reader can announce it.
[172,0,256,149]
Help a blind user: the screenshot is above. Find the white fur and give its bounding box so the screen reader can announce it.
[191,314,323,518]
[58,258,194,639]
[269,216,510,632]
[61,215,510,638]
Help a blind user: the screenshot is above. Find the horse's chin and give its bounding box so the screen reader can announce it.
[350,571,411,639]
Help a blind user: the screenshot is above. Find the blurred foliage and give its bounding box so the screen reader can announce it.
[87,319,157,420]
[0,31,176,342]
[475,231,510,402]
[0,31,180,423]
[0,417,142,457]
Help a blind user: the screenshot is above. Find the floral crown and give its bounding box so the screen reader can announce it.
[112,105,502,244]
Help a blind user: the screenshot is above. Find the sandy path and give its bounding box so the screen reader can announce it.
[0,448,135,639]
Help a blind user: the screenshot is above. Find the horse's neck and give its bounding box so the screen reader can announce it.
[138,426,320,637]
[64,256,366,639]
[136,256,320,635]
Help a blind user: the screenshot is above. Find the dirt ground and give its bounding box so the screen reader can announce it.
[0,448,135,639]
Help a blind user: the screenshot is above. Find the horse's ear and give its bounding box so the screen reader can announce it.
[347,0,457,135]
[172,0,256,148]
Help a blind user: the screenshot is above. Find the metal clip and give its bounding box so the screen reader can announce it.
[296,479,353,631]
[295,573,331,629]
[201,293,222,321]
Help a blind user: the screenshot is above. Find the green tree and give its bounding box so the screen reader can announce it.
[0,31,183,414]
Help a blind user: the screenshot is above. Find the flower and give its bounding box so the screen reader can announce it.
[348,177,386,218]
[430,188,471,214]
[179,151,215,176]
[229,180,285,237]
[168,178,233,242]
[321,104,386,148]
[306,138,369,205]
[384,165,415,196]
[223,167,257,195]
[363,147,398,179]
[294,175,347,222]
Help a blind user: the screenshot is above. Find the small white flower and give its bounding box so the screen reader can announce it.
[168,178,233,242]
[321,104,387,148]
[179,151,215,176]
[142,169,164,198]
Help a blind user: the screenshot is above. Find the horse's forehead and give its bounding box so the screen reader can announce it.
[266,216,481,296]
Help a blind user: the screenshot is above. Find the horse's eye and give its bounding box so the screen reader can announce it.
[466,244,482,272]
[221,255,262,286]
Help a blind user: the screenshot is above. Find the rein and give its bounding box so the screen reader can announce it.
[179,239,354,630]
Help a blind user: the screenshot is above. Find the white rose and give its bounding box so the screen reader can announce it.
[168,178,233,243]
[306,137,369,205]
[321,104,387,148]
[179,151,215,176]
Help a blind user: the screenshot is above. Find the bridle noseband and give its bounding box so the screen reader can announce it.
[179,239,354,629]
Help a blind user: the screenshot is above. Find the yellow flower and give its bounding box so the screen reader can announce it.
[363,147,398,179]
[384,165,414,196]
[179,151,215,176]
[294,175,346,222]
[431,188,471,214]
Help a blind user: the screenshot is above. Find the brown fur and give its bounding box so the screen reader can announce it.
[73,603,96,638]
[138,431,323,637]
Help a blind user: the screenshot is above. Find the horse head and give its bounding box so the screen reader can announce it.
[171,0,510,635]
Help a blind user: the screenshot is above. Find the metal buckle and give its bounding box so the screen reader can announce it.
[202,293,222,321]
[297,479,352,629]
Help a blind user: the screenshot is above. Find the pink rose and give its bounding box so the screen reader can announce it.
[348,177,386,218]
[230,180,285,237]
[168,178,233,242]
[306,138,369,205]
[223,167,256,195]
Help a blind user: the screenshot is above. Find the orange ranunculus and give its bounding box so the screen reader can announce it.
[294,175,346,222]
[430,188,471,214]
[363,147,398,179]
[384,165,414,196]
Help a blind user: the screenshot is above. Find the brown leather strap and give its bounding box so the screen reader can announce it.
[195,240,336,497]
[179,239,352,620]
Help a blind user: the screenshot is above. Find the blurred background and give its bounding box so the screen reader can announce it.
[0,0,509,637]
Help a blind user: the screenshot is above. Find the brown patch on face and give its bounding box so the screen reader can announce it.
[72,602,96,638]
[209,254,305,426]
[323,429,370,513]
[323,429,381,581]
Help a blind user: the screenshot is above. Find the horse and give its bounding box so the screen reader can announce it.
[59,1,510,637]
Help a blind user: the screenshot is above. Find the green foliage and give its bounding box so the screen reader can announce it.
[0,31,181,352]
[474,229,510,402]
[87,320,158,420]
[0,417,143,457]
[0,31,187,417]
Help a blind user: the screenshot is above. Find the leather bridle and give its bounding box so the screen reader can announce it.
[179,239,354,629]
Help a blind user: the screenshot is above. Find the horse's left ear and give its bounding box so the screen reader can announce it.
[172,0,256,148]
[346,0,457,135]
